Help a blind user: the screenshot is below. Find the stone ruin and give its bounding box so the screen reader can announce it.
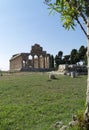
[58,64,87,76]
[9,44,53,71]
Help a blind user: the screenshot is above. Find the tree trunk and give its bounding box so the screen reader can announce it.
[84,17,89,122]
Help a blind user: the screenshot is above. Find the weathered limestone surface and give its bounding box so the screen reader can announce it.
[58,64,87,75]
[10,53,29,71]
[10,44,53,71]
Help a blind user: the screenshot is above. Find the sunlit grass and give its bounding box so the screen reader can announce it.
[0,72,87,130]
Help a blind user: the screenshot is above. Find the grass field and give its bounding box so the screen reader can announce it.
[0,72,87,130]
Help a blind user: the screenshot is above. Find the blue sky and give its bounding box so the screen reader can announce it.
[0,0,87,70]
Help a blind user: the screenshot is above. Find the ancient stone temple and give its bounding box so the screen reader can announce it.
[9,44,53,71]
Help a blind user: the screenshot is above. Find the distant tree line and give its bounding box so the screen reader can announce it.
[53,45,87,69]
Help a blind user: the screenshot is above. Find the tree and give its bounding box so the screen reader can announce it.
[45,0,89,126]
[70,49,79,64]
[58,51,63,59]
[63,55,70,64]
[50,55,54,68]
[55,55,61,68]
[55,51,63,68]
[79,45,87,64]
[83,47,87,65]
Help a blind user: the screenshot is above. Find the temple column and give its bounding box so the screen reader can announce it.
[32,55,34,68]
[47,56,50,68]
[25,60,27,68]
[38,55,40,68]
[45,56,47,68]
[46,55,50,68]
[43,56,45,68]
[21,60,23,68]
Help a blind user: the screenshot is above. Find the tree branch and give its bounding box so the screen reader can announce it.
[76,17,88,39]
[79,12,87,25]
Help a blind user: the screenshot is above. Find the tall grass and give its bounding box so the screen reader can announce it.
[0,72,87,130]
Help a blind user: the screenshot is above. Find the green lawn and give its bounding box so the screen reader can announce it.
[0,72,87,130]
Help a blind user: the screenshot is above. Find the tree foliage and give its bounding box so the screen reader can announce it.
[50,55,54,68]
[63,55,70,64]
[45,0,89,38]
[79,45,87,62]
[54,45,87,67]
[70,49,79,64]
[58,51,63,58]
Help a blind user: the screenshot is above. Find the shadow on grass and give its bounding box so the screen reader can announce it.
[47,78,59,82]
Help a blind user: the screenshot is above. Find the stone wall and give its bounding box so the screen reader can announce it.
[10,54,23,71]
[58,64,87,75]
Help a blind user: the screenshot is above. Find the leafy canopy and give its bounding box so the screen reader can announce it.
[45,0,89,31]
